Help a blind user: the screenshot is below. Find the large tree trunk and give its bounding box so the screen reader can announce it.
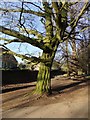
[36,52,52,94]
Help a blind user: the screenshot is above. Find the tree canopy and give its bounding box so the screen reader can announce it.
[0,1,89,94]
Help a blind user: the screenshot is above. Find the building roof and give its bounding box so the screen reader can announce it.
[0,46,18,69]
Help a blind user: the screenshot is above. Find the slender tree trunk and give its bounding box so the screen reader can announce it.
[71,39,78,75]
[66,39,70,76]
[36,52,52,94]
[87,46,90,74]
[70,8,78,76]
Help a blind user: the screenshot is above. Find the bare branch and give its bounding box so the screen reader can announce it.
[0,38,23,45]
[24,2,45,12]
[80,26,90,32]
[20,28,43,39]
[66,1,89,39]
[0,44,52,63]
[0,26,52,52]
[0,8,45,17]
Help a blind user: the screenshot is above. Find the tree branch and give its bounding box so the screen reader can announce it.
[65,1,89,40]
[20,28,43,39]
[0,26,52,52]
[0,8,45,17]
[24,2,45,12]
[0,38,23,45]
[0,44,52,63]
[1,44,41,62]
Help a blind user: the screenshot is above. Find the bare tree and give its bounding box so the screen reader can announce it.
[0,1,89,94]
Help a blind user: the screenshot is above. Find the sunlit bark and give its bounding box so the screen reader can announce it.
[36,52,52,94]
[0,1,89,94]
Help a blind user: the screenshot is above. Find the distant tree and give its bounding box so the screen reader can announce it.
[77,37,90,74]
[76,6,90,74]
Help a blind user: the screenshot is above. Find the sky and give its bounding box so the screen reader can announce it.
[0,1,43,63]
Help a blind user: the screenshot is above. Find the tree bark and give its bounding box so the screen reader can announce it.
[36,52,52,94]
[66,39,70,76]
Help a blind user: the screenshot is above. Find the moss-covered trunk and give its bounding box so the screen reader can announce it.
[36,52,52,94]
[36,62,51,94]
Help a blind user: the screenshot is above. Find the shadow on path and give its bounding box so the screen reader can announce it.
[52,78,89,95]
[2,77,90,94]
[2,84,35,93]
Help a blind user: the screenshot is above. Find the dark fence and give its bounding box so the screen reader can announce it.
[2,69,65,85]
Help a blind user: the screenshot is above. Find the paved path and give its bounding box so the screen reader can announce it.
[2,86,88,118]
